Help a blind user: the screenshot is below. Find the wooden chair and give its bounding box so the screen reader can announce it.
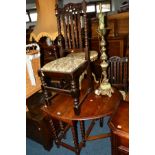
[55,1,98,82]
[107,56,129,100]
[39,0,95,115]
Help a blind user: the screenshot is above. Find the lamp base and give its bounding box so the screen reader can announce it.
[95,82,114,97]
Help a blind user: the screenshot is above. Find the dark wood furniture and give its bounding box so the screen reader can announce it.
[41,79,122,155]
[91,56,129,90]
[39,0,94,115]
[108,101,129,155]
[107,56,129,91]
[38,37,60,67]
[26,92,53,150]
[26,111,54,150]
[26,91,66,151]
[107,36,128,57]
[107,12,129,37]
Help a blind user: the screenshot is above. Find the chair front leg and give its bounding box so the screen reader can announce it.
[70,79,80,115]
[38,70,51,106]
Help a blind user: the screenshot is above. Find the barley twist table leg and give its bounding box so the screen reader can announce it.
[49,118,60,148]
[71,121,80,155]
[80,121,86,147]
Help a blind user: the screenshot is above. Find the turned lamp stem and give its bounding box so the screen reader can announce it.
[95,3,114,97]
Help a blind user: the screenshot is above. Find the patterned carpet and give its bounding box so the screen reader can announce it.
[26,116,112,155]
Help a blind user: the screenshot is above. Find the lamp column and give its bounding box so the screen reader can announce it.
[95,3,114,97]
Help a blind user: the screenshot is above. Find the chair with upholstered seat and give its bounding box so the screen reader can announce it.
[39,0,95,115]
[55,0,98,80]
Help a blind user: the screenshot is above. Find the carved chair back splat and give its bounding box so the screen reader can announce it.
[55,1,89,58]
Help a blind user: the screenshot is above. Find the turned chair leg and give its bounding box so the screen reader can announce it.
[38,70,51,106]
[70,79,80,115]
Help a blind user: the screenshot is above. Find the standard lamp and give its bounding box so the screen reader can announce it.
[95,3,114,97]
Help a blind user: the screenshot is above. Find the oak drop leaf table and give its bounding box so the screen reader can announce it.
[42,88,122,155]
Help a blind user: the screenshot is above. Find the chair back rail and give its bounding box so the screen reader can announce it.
[107,56,129,91]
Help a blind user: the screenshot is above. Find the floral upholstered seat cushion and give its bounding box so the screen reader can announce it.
[67,50,98,62]
[41,57,86,73]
